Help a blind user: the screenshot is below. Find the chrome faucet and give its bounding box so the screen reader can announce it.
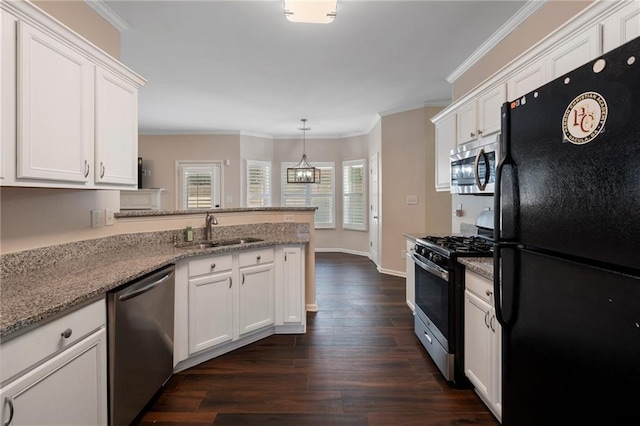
[205,212,218,241]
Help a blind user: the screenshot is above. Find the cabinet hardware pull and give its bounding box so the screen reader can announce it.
[256,255,261,262]
[100,162,105,178]
[285,253,287,262]
[229,277,232,288]
[61,328,72,339]
[242,273,245,285]
[84,160,90,178]
[478,130,483,135]
[470,131,475,138]
[4,396,14,426]
[486,289,493,297]
[423,331,432,344]
[490,314,496,332]
[211,263,216,270]
[484,311,490,328]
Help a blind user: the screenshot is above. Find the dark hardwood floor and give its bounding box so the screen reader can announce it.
[138,252,499,425]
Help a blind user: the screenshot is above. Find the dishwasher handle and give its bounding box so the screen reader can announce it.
[118,270,174,302]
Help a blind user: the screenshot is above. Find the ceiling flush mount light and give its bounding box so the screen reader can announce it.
[284,0,337,24]
[287,119,318,184]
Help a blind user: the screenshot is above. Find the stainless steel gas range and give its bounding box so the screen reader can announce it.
[410,224,493,386]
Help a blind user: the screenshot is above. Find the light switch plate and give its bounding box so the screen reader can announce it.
[406,195,418,205]
[91,210,102,228]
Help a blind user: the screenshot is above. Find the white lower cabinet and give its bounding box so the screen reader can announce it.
[174,245,305,369]
[405,239,415,313]
[188,255,235,355]
[464,269,501,422]
[279,246,305,327]
[239,249,275,336]
[0,300,107,426]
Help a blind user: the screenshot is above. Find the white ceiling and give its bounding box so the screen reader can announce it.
[103,0,529,138]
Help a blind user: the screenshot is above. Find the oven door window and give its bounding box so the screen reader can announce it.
[415,261,449,341]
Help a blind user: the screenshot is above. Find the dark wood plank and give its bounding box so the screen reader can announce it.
[213,413,368,426]
[198,390,344,413]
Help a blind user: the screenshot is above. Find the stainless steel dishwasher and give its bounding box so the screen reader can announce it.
[107,264,175,426]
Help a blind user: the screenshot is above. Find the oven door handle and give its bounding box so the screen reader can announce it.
[410,252,449,281]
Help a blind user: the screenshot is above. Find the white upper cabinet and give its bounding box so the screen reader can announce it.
[477,83,506,137]
[434,113,456,192]
[95,68,138,186]
[456,100,477,146]
[546,26,601,80]
[456,83,505,146]
[16,21,94,184]
[602,1,640,54]
[0,1,146,189]
[507,58,545,101]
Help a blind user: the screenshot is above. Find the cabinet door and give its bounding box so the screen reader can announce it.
[239,263,275,335]
[489,307,502,421]
[405,240,415,312]
[282,247,304,324]
[95,68,138,186]
[434,114,455,191]
[188,272,234,354]
[507,59,545,101]
[546,26,601,79]
[0,328,107,426]
[456,101,478,145]
[16,21,93,183]
[477,84,506,137]
[602,1,640,54]
[464,290,492,401]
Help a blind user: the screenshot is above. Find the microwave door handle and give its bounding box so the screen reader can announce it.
[474,148,489,191]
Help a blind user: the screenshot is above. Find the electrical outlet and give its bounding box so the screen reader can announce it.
[225,195,233,204]
[105,209,114,226]
[284,215,295,222]
[91,210,102,228]
[146,169,151,176]
[401,250,406,259]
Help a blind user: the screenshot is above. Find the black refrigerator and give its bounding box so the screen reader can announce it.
[494,36,640,425]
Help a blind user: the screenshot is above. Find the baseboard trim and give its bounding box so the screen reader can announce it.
[315,248,370,257]
[377,266,406,278]
[306,303,319,312]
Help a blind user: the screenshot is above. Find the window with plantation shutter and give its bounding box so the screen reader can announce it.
[281,162,335,229]
[176,161,221,210]
[343,159,367,231]
[246,160,271,207]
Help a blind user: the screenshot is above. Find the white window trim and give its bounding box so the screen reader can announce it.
[343,159,368,231]
[281,161,335,229]
[175,160,224,210]
[246,159,272,207]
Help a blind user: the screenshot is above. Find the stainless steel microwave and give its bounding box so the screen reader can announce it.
[450,135,500,195]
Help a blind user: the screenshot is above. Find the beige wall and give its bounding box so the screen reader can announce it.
[138,134,242,210]
[32,0,120,59]
[453,0,594,100]
[380,107,452,274]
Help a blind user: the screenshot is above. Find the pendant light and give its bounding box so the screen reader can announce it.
[287,119,318,184]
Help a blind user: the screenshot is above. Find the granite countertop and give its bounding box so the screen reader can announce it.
[458,257,494,280]
[0,233,308,338]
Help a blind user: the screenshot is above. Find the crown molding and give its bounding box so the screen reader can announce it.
[83,0,130,32]
[446,0,547,83]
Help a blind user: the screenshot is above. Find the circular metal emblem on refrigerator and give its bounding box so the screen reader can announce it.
[562,92,608,145]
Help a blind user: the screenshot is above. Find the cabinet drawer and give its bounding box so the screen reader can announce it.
[0,298,105,383]
[188,254,233,277]
[239,248,274,267]
[465,271,494,305]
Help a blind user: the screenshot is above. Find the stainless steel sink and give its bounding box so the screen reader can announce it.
[176,237,263,250]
